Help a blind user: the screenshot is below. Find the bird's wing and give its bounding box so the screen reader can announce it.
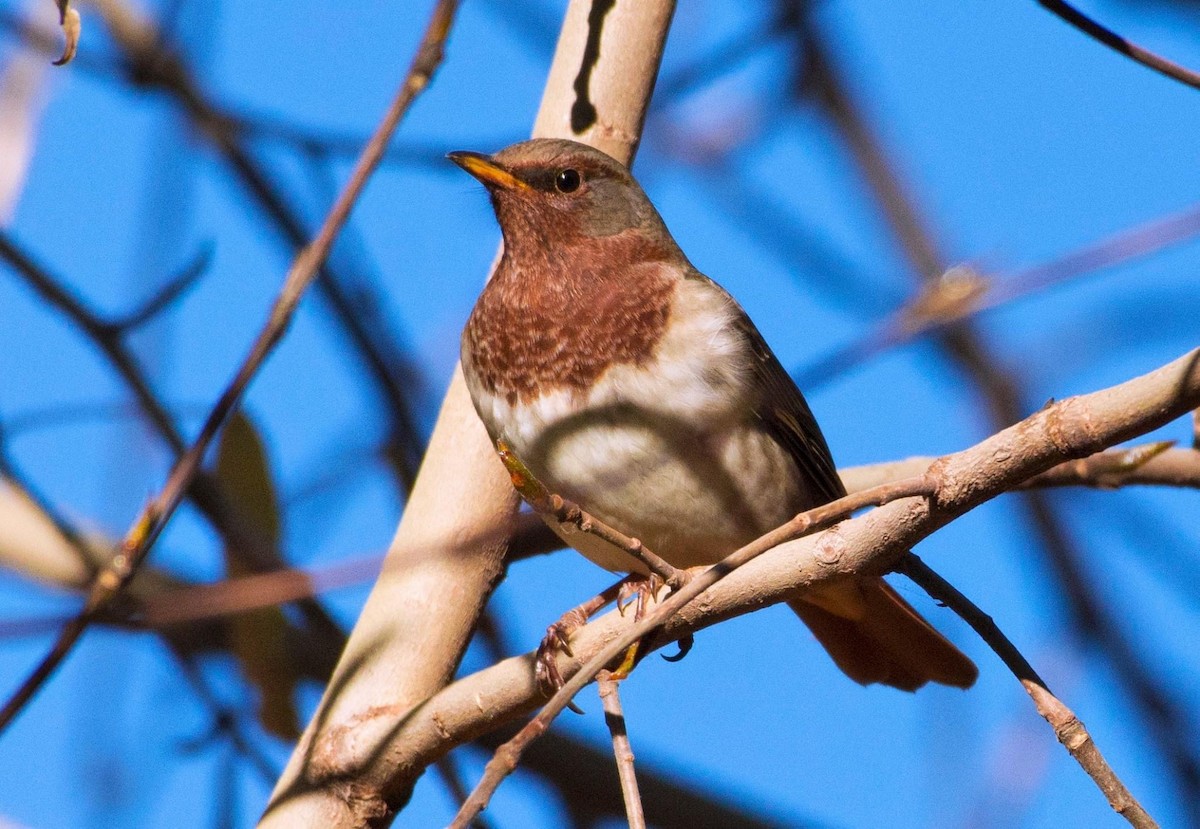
[679,268,844,502]
[734,312,846,502]
[678,268,847,503]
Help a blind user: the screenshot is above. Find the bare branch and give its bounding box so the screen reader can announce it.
[799,203,1200,387]
[1037,0,1200,92]
[90,0,427,486]
[498,444,684,584]
[598,673,645,829]
[0,0,456,737]
[898,554,1159,829]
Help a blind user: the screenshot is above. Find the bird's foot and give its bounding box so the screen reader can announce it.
[534,582,626,701]
[606,573,676,679]
[535,607,589,699]
[616,573,663,621]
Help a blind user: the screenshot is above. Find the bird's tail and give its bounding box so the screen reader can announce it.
[787,577,977,692]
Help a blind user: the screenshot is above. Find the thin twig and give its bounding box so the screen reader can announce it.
[797,202,1200,388]
[1037,0,1200,92]
[0,231,348,662]
[0,0,460,737]
[598,672,646,829]
[91,0,426,487]
[0,430,281,779]
[898,554,1160,829]
[110,242,213,331]
[449,474,937,826]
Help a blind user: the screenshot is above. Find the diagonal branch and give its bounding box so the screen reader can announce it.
[434,347,1195,827]
[1036,0,1200,92]
[898,554,1159,829]
[90,0,426,486]
[0,0,459,737]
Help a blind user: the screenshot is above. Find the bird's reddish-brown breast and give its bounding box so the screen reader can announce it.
[463,230,678,405]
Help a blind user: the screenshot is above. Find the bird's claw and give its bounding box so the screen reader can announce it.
[616,574,662,620]
[535,608,589,704]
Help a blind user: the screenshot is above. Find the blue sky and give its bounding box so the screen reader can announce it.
[0,1,1198,827]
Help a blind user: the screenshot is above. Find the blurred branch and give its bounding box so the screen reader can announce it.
[898,554,1159,829]
[0,3,52,222]
[109,242,212,331]
[794,17,944,281]
[792,7,1200,817]
[0,434,281,781]
[0,0,455,737]
[798,202,1200,387]
[1037,0,1200,92]
[87,0,426,486]
[429,350,1194,828]
[474,726,809,829]
[655,14,782,101]
[0,230,346,664]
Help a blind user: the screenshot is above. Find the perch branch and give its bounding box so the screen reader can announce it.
[430,348,1196,827]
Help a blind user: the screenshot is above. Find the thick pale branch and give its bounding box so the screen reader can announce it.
[260,3,678,827]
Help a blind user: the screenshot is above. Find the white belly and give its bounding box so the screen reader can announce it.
[464,278,807,571]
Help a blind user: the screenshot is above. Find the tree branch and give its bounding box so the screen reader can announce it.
[1037,0,1200,92]
[0,0,455,737]
[898,554,1159,829]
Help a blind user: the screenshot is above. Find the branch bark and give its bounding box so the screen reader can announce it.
[259,2,677,826]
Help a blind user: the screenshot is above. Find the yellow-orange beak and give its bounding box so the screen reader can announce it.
[447,151,529,191]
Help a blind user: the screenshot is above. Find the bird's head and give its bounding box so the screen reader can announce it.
[448,139,668,252]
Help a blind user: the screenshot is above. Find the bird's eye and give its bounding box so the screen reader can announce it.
[555,168,581,193]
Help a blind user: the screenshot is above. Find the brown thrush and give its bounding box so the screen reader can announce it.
[450,138,977,692]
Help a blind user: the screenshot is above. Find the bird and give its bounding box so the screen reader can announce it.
[449,138,977,692]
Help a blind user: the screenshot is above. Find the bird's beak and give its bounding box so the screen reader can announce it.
[447,151,530,192]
